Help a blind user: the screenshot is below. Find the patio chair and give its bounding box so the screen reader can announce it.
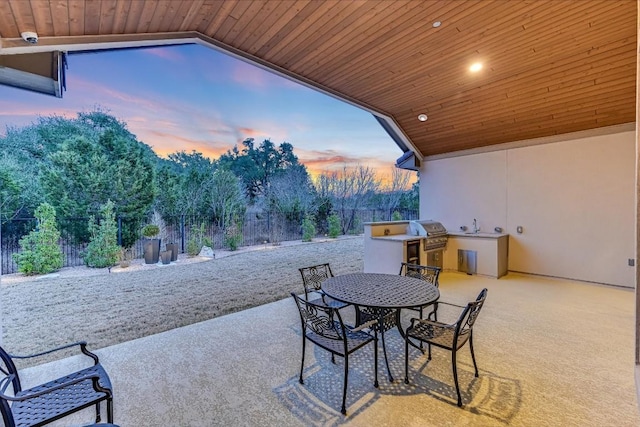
[0,341,113,427]
[299,263,349,310]
[404,288,488,407]
[399,262,441,319]
[291,292,378,415]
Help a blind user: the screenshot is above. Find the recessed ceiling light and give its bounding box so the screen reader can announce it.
[417,114,428,122]
[469,62,483,72]
[432,21,441,28]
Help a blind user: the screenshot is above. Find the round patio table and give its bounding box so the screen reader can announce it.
[322,272,439,309]
[322,272,439,381]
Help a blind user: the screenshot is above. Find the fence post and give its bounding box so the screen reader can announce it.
[180,214,185,253]
[117,216,122,246]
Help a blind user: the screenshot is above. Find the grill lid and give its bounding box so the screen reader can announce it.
[408,220,447,237]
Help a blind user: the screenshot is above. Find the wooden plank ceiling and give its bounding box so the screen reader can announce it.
[0,0,636,157]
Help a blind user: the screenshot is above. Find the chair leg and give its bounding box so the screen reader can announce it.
[299,336,306,384]
[452,349,462,407]
[331,353,336,364]
[341,353,349,415]
[107,397,114,423]
[427,343,432,360]
[404,334,410,384]
[380,328,394,382]
[469,332,479,377]
[373,331,379,388]
[417,308,424,349]
[95,402,101,423]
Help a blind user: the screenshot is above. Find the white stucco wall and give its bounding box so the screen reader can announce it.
[421,130,635,287]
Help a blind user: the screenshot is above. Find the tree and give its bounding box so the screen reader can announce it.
[317,165,380,234]
[208,168,246,229]
[380,167,414,220]
[0,160,23,222]
[218,138,303,203]
[41,131,155,247]
[268,165,315,221]
[165,151,216,222]
[84,200,120,268]
[13,203,63,275]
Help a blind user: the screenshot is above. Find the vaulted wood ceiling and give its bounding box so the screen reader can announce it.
[0,0,636,158]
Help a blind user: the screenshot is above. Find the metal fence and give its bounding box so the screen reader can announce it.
[1,208,418,275]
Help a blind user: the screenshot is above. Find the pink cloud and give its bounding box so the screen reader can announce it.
[138,129,231,160]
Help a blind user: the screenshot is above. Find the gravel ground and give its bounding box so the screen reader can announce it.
[1,236,363,366]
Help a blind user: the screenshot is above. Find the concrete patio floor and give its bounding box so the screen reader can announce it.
[17,272,640,426]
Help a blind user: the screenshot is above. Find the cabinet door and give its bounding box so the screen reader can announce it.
[426,250,443,269]
[458,249,477,274]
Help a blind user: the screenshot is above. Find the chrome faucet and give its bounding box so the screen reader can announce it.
[473,219,479,233]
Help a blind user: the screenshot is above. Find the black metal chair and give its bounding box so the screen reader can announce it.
[299,263,349,310]
[0,341,113,427]
[399,262,441,319]
[404,288,488,407]
[291,292,378,415]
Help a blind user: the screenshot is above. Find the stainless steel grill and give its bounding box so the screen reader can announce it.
[408,220,448,251]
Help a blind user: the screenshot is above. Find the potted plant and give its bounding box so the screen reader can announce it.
[165,242,179,262]
[142,224,160,264]
[160,249,172,265]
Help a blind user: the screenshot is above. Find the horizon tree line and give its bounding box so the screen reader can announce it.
[0,109,418,248]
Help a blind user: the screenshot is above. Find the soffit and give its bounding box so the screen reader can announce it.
[0,0,636,157]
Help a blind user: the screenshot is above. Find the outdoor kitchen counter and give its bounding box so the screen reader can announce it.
[369,233,423,241]
[447,231,509,239]
[444,232,509,278]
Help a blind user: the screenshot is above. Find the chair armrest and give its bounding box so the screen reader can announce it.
[9,341,99,365]
[0,370,108,401]
[433,301,465,309]
[350,319,378,332]
[409,317,456,329]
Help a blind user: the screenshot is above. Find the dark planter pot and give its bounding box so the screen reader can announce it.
[144,239,160,264]
[166,243,179,262]
[160,250,172,265]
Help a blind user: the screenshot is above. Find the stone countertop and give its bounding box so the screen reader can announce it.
[448,231,509,239]
[369,233,423,242]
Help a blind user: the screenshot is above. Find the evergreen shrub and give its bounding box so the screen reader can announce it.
[328,214,341,238]
[13,203,64,275]
[301,215,316,242]
[84,200,120,268]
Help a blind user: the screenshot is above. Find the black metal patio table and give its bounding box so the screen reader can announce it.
[322,272,439,381]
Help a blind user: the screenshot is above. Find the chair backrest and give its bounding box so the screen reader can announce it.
[0,346,21,427]
[299,263,334,297]
[291,292,345,342]
[399,262,441,287]
[0,346,20,393]
[454,288,488,340]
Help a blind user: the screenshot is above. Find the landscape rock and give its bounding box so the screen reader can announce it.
[198,246,215,258]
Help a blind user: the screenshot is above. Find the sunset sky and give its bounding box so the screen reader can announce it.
[0,43,410,181]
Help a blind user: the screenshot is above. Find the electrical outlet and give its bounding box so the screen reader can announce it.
[628,259,635,267]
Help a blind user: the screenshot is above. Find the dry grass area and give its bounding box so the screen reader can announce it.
[1,236,363,365]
